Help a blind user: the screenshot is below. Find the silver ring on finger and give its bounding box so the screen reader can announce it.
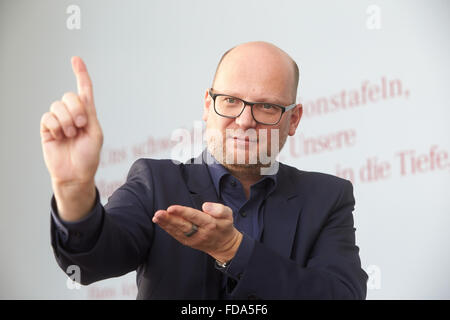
[184,223,198,237]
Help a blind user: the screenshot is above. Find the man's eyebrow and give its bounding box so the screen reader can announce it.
[257,97,289,105]
[219,90,289,105]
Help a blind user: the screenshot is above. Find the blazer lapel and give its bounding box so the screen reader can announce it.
[181,150,221,209]
[262,163,303,259]
[180,150,223,299]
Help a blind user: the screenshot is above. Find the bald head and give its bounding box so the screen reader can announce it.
[212,41,299,103]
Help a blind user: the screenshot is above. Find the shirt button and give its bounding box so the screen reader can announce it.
[240,211,247,217]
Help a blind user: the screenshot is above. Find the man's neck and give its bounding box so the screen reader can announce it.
[222,164,262,199]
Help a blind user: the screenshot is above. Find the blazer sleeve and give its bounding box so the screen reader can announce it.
[228,180,368,299]
[50,159,155,285]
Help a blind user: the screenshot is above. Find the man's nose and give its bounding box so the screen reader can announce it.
[235,104,257,129]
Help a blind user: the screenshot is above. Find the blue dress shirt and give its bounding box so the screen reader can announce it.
[205,154,277,298]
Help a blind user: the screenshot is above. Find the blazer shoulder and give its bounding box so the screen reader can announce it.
[280,163,355,212]
[127,157,183,179]
[280,162,353,192]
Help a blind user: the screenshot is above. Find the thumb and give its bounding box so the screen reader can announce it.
[202,202,232,218]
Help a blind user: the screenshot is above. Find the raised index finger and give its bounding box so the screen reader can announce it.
[71,56,94,110]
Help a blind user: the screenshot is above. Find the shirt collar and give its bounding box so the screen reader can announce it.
[205,149,278,199]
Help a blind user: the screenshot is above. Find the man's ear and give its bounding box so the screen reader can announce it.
[288,104,303,136]
[202,89,211,122]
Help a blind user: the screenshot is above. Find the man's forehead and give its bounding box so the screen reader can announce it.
[212,41,298,103]
[214,57,293,103]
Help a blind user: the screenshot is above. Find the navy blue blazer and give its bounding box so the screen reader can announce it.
[50,152,368,299]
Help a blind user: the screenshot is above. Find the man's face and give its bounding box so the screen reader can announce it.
[202,43,302,174]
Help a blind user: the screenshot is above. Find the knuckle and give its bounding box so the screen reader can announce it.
[190,211,200,221]
[48,121,60,132]
[49,104,73,125]
[49,100,61,112]
[63,94,83,114]
[42,114,56,128]
[40,112,50,124]
[70,97,83,111]
[62,91,77,102]
[59,116,73,127]
[225,206,233,215]
[205,222,217,233]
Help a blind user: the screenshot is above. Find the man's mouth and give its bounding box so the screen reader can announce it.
[233,136,257,142]
[230,136,258,146]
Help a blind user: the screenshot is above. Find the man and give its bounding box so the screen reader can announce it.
[40,41,368,299]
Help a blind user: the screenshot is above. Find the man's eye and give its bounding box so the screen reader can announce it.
[226,97,236,103]
[262,104,274,109]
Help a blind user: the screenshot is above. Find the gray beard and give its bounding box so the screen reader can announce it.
[205,133,288,177]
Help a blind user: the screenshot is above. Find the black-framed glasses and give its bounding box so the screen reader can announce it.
[209,88,296,125]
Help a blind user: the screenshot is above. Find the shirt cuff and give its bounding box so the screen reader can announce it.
[216,232,255,281]
[50,188,103,253]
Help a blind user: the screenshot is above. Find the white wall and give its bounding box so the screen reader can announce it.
[0,0,449,299]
